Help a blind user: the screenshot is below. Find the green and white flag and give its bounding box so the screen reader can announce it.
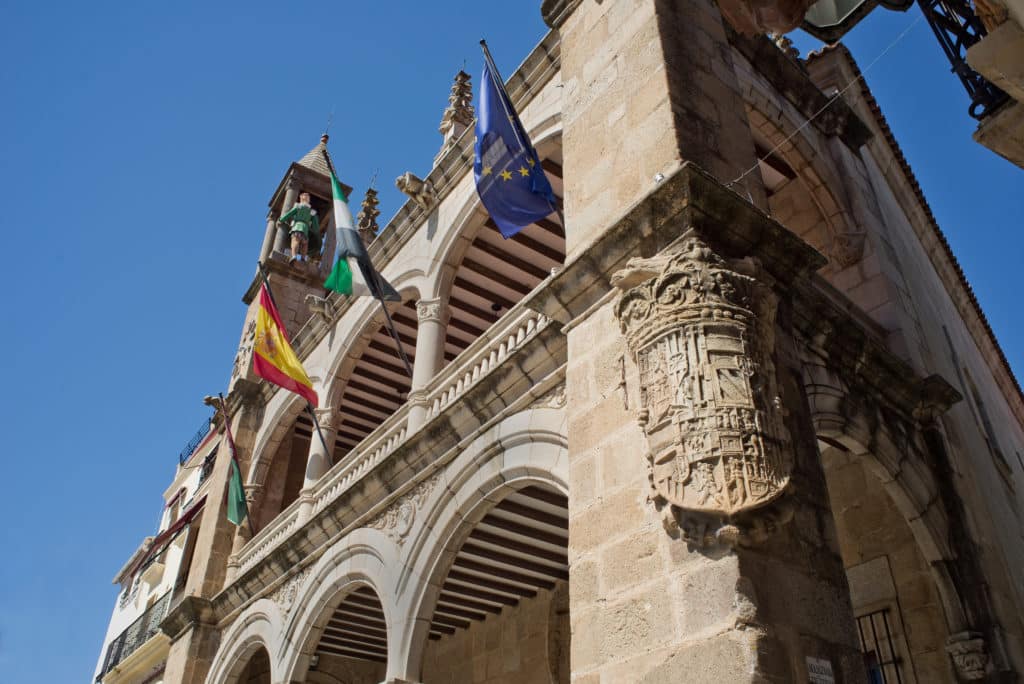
[227,457,248,526]
[324,171,400,301]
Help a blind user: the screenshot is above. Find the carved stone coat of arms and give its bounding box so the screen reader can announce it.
[612,235,793,535]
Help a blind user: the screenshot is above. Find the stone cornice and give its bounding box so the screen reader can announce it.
[532,162,827,326]
[541,0,583,27]
[159,595,215,643]
[532,162,959,427]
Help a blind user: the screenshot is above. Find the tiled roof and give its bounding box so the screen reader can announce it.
[296,134,335,177]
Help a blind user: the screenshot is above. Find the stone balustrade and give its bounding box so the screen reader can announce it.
[232,300,552,576]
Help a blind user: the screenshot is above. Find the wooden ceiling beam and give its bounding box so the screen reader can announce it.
[479,514,567,548]
[453,276,517,311]
[469,529,567,565]
[471,239,551,281]
[452,558,555,590]
[446,569,537,598]
[442,580,520,606]
[494,499,567,529]
[460,257,533,296]
[460,542,569,581]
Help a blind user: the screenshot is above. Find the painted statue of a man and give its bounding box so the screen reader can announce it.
[278,191,321,263]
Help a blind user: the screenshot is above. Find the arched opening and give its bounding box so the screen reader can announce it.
[292,584,388,684]
[234,646,271,684]
[253,414,308,530]
[329,298,419,463]
[820,443,952,682]
[439,144,565,369]
[418,484,570,684]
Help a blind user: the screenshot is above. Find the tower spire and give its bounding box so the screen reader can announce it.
[356,188,381,245]
[436,70,474,163]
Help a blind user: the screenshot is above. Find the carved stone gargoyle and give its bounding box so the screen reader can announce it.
[395,172,437,213]
[612,234,794,546]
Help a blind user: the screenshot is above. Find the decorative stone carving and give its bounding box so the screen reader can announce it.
[272,567,310,617]
[416,298,444,323]
[717,0,818,36]
[356,187,380,245]
[829,231,867,269]
[304,293,335,323]
[439,70,474,134]
[368,474,441,544]
[612,234,793,545]
[243,483,262,508]
[946,632,990,680]
[531,383,567,409]
[313,406,338,432]
[396,172,437,213]
[231,318,257,380]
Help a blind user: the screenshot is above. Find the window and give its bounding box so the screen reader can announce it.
[857,609,903,684]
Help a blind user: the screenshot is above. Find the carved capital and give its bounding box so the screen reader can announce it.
[612,233,793,546]
[416,298,445,323]
[946,632,990,680]
[407,389,430,405]
[313,406,338,432]
[243,484,262,507]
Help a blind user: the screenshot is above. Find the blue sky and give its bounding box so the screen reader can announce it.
[0,2,1019,683]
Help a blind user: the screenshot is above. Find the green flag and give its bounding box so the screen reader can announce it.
[324,169,399,301]
[227,458,248,526]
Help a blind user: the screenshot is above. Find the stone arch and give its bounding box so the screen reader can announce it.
[744,99,866,271]
[248,393,307,489]
[278,529,400,683]
[206,600,283,684]
[803,360,976,680]
[390,405,569,682]
[431,126,564,304]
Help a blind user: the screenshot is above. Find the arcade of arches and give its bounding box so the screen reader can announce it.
[149,8,1024,684]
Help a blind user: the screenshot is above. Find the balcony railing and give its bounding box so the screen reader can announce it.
[178,417,213,465]
[96,590,172,681]
[234,301,552,574]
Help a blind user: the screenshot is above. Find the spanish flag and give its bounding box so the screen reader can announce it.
[252,284,319,407]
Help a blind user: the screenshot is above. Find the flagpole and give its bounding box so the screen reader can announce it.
[255,262,335,456]
[317,152,414,379]
[216,393,258,538]
[479,40,565,233]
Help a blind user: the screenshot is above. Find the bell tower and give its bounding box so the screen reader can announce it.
[229,134,353,392]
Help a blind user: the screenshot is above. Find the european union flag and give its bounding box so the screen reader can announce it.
[474,46,556,239]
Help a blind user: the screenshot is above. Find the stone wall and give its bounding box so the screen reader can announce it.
[420,584,568,684]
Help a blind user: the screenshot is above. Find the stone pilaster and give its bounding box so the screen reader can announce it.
[408,298,447,430]
[535,162,865,682]
[297,406,338,524]
[544,0,767,257]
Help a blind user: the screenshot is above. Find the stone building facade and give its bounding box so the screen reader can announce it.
[94,1,1024,682]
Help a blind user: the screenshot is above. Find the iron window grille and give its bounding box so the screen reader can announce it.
[857,608,904,684]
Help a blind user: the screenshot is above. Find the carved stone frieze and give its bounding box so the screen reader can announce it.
[312,406,338,432]
[369,474,441,544]
[946,632,990,680]
[272,567,311,617]
[612,234,793,545]
[531,383,567,410]
[231,318,257,380]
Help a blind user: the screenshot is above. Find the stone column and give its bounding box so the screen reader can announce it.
[407,298,447,430]
[273,176,300,255]
[258,212,278,264]
[543,0,767,256]
[297,406,338,524]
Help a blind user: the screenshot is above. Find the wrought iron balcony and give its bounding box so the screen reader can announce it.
[96,590,172,681]
[918,0,1008,119]
[178,417,213,465]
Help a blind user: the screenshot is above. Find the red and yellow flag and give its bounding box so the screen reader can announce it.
[252,284,318,407]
